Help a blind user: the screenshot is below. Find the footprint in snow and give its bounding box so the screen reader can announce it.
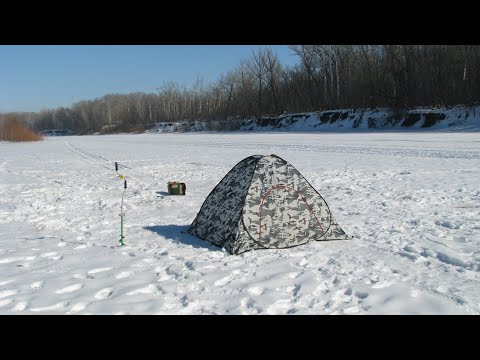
[372,280,394,289]
[55,283,84,294]
[87,267,113,275]
[11,301,28,312]
[30,301,70,312]
[184,261,195,270]
[73,273,95,280]
[286,284,302,297]
[397,251,418,261]
[0,279,15,286]
[41,252,63,261]
[164,265,183,279]
[0,256,24,264]
[298,258,309,267]
[30,281,44,289]
[247,286,264,296]
[240,297,262,314]
[332,288,353,303]
[0,298,13,307]
[266,299,296,315]
[67,302,89,314]
[283,272,301,279]
[354,291,369,299]
[214,275,233,286]
[94,288,114,300]
[343,305,362,314]
[40,252,57,258]
[115,271,132,279]
[155,272,172,281]
[126,284,162,296]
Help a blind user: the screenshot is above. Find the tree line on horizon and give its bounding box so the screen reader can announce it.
[3,45,480,134]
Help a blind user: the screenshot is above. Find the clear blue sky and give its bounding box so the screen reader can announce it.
[0,45,299,113]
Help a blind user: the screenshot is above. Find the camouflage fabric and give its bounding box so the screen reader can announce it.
[188,154,349,255]
[187,155,262,247]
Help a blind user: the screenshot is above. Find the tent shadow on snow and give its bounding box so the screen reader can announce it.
[143,225,222,251]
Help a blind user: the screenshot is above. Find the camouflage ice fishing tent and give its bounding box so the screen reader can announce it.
[187,154,349,255]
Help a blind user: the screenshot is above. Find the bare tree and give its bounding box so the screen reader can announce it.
[22,45,480,134]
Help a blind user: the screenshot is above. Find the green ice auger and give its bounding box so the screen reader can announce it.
[116,162,127,247]
[119,179,127,246]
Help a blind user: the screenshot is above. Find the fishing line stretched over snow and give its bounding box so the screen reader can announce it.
[64,140,159,186]
[65,141,131,170]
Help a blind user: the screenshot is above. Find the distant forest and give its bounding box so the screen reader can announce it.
[3,45,480,134]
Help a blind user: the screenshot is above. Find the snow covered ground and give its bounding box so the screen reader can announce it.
[1,132,479,314]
